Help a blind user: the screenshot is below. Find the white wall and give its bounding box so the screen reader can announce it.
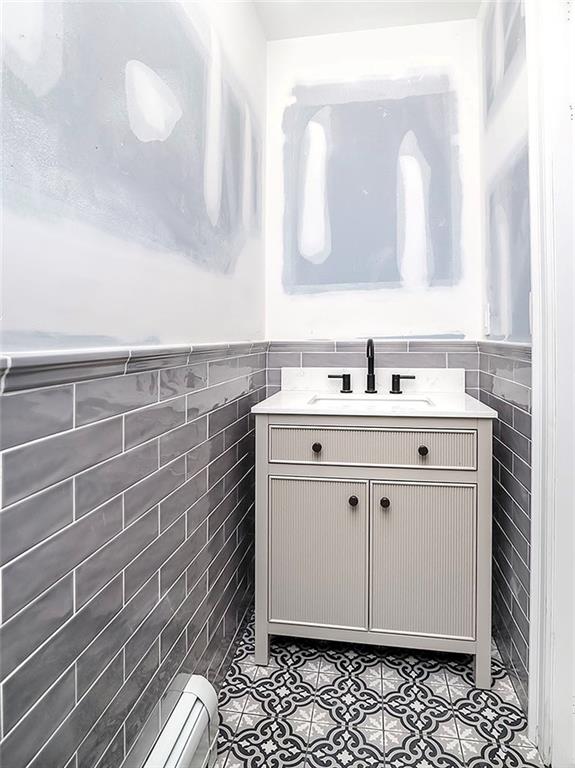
[265,21,483,340]
[479,0,530,341]
[1,0,267,351]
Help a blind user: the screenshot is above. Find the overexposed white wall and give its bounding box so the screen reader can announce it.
[479,0,530,341]
[264,21,483,340]
[1,0,267,351]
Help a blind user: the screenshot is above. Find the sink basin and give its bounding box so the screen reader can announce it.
[308,394,434,409]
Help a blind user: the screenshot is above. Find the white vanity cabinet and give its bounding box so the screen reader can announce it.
[253,412,494,688]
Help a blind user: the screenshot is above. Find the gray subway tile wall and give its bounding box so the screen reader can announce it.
[0,342,264,768]
[75,371,158,426]
[0,385,74,450]
[0,338,532,768]
[2,417,123,506]
[479,341,532,712]
[0,480,74,565]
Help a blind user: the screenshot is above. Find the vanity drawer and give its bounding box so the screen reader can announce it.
[268,425,477,470]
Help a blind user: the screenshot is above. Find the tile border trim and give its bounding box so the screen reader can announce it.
[1,342,270,393]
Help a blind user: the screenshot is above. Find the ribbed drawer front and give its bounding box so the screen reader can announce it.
[269,425,477,470]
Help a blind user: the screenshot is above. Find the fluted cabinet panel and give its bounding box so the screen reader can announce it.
[269,426,476,470]
[370,481,476,639]
[269,477,368,629]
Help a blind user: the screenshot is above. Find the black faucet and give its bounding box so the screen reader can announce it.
[365,339,377,393]
[328,373,352,393]
[390,373,416,394]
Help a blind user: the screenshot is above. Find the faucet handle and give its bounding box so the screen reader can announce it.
[328,373,352,393]
[390,374,416,395]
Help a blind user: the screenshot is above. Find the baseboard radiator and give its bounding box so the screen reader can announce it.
[142,676,218,768]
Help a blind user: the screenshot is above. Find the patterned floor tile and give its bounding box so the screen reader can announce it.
[382,679,458,736]
[385,733,465,767]
[444,656,512,694]
[319,661,383,692]
[454,688,528,744]
[314,673,384,729]
[305,723,384,768]
[218,614,543,768]
[248,667,317,719]
[218,709,242,756]
[219,691,252,715]
[225,715,310,767]
[461,739,544,767]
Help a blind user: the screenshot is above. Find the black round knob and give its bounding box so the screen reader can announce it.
[418,445,429,457]
[312,442,322,454]
[380,497,391,509]
[348,495,359,507]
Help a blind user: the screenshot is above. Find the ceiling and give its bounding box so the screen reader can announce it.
[253,1,482,41]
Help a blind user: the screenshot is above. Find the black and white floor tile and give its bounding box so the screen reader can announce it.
[217,616,543,767]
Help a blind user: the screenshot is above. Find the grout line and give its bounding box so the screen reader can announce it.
[0,355,13,397]
[123,351,132,376]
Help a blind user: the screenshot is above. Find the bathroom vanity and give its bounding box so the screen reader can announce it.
[252,367,497,687]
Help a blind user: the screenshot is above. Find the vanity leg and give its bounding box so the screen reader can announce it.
[474,645,492,689]
[255,624,269,665]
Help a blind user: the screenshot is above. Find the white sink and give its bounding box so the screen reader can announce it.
[308,394,434,410]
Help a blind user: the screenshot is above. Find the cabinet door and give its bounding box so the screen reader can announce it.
[370,482,476,640]
[269,477,368,630]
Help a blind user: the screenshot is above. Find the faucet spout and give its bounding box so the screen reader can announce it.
[365,338,377,393]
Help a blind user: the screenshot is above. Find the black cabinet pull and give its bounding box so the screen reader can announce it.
[312,442,322,454]
[348,495,359,507]
[380,497,391,509]
[418,445,429,457]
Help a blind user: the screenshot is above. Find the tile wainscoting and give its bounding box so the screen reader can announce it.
[0,337,532,768]
[0,342,266,768]
[478,342,532,711]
